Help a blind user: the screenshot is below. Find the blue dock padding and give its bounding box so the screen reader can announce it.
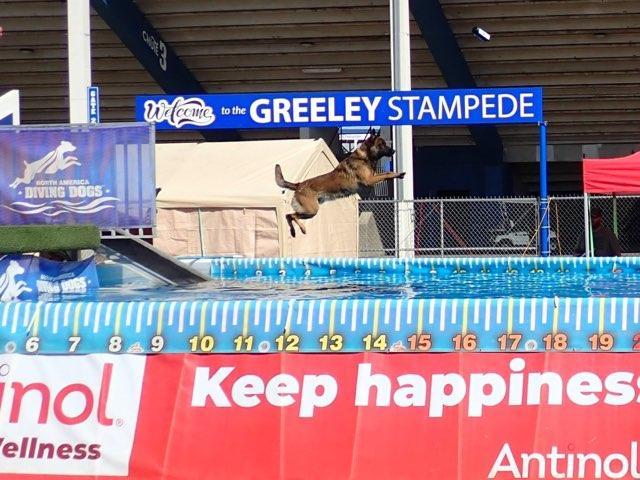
[209,256,640,277]
[1,256,640,354]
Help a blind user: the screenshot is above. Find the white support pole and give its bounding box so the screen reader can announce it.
[583,193,590,258]
[390,0,415,258]
[67,0,92,124]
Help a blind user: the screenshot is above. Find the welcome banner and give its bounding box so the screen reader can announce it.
[0,124,155,228]
[136,87,543,130]
[4,352,640,480]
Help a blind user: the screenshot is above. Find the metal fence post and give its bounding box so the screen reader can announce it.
[535,197,540,255]
[394,200,399,257]
[439,200,444,256]
[539,121,550,256]
[197,208,205,257]
[583,193,590,258]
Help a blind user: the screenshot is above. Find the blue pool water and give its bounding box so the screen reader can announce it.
[94,256,640,302]
[95,271,640,302]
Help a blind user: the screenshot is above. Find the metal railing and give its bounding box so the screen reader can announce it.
[101,228,155,242]
[359,195,640,257]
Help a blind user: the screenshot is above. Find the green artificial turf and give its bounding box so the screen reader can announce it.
[0,225,100,253]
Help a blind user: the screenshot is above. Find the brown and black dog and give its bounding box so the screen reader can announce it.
[275,130,405,237]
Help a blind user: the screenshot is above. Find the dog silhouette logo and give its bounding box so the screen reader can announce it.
[10,141,80,189]
[0,260,32,301]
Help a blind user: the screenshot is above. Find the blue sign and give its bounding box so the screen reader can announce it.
[0,90,20,126]
[0,116,15,126]
[0,123,155,228]
[136,87,543,130]
[87,86,100,124]
[0,254,98,302]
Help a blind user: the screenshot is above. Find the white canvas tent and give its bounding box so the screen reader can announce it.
[154,139,358,257]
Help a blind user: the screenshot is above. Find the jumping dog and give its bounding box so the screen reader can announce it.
[275,130,404,237]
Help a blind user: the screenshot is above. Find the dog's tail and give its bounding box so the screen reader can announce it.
[275,164,298,190]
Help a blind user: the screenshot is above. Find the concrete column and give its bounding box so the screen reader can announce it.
[68,0,93,260]
[68,0,92,124]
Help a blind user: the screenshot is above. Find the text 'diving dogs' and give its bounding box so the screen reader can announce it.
[275,130,405,237]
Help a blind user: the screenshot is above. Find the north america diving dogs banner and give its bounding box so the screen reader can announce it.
[0,123,155,228]
[0,254,98,302]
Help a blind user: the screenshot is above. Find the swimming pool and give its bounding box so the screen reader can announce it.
[2,256,639,354]
[93,255,640,301]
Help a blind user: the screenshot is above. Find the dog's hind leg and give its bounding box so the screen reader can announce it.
[286,212,316,237]
[286,192,319,236]
[286,213,298,237]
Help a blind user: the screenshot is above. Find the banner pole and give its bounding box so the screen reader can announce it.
[539,121,549,257]
[613,194,619,237]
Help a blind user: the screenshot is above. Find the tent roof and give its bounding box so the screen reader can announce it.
[583,151,640,194]
[155,139,338,208]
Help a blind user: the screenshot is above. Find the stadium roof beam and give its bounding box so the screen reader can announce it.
[90,0,240,141]
[409,0,504,162]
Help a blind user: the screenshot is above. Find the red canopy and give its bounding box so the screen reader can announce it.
[583,150,640,194]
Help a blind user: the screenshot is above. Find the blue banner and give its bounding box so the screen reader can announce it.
[0,123,155,228]
[0,254,98,302]
[136,87,543,130]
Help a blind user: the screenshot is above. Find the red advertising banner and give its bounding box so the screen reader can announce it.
[3,352,640,479]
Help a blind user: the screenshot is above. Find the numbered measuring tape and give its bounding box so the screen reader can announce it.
[2,296,640,354]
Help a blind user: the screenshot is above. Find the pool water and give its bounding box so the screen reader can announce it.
[93,257,640,302]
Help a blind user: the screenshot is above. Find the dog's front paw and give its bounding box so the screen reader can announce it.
[397,172,406,179]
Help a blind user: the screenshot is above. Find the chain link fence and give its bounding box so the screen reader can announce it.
[549,195,640,257]
[359,195,640,257]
